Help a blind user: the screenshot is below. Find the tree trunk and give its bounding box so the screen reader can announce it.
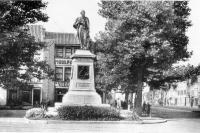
[134,67,144,116]
[130,92,133,109]
[102,91,106,104]
[125,91,129,103]
[125,91,129,109]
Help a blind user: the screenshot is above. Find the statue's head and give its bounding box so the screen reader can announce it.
[80,10,85,17]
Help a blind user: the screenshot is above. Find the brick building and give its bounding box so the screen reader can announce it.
[0,25,80,106]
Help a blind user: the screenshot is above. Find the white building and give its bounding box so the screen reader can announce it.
[152,78,200,108]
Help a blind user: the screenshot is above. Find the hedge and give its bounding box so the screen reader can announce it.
[57,105,123,121]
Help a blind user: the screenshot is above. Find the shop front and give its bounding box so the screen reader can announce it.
[55,58,72,103]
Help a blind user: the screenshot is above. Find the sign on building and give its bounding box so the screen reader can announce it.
[55,59,72,66]
[55,81,69,88]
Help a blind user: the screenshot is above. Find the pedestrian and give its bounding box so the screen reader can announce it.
[146,102,151,117]
[114,99,117,108]
[191,97,194,108]
[40,101,45,110]
[142,101,146,115]
[40,100,49,111]
[128,100,131,111]
[117,98,121,110]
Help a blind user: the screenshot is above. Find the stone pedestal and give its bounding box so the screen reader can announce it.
[62,50,102,106]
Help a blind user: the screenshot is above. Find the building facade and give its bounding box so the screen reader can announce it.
[0,25,80,106]
[43,31,80,105]
[146,78,200,108]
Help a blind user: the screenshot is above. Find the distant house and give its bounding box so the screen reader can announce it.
[146,76,200,108]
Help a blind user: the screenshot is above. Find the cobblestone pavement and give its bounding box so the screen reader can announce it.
[0,118,199,133]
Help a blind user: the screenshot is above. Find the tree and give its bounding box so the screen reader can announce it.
[147,64,192,90]
[148,63,200,91]
[96,1,191,115]
[0,1,52,91]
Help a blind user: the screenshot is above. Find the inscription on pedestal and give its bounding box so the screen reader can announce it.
[76,83,91,88]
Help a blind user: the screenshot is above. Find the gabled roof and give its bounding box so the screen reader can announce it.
[45,32,79,45]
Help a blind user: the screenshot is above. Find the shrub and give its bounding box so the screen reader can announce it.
[57,106,123,121]
[25,108,45,119]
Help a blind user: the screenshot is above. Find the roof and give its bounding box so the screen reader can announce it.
[45,32,79,45]
[28,25,45,42]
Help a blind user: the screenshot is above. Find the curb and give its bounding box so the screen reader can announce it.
[24,118,142,124]
[0,117,167,124]
[24,118,167,124]
[140,119,167,124]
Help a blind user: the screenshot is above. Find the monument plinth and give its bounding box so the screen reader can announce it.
[62,49,102,106]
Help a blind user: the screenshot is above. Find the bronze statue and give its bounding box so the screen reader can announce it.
[73,10,90,50]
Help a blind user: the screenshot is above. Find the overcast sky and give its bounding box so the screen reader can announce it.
[37,0,200,66]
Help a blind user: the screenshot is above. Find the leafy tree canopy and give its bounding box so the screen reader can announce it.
[95,1,191,113]
[148,63,200,90]
[96,1,191,90]
[0,0,52,90]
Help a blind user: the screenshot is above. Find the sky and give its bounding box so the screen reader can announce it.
[37,0,200,66]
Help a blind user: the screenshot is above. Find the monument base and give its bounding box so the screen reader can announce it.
[61,49,107,107]
[62,90,102,106]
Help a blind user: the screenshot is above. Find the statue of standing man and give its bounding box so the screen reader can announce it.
[73,10,90,50]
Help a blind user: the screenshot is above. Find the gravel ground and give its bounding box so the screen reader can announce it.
[0,110,26,117]
[151,106,200,119]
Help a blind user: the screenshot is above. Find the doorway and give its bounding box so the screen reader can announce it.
[33,89,41,106]
[22,90,32,105]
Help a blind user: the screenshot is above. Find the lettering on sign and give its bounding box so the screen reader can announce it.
[76,83,90,88]
[55,59,72,65]
[55,81,69,87]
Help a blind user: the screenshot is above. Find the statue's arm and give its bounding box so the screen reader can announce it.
[86,17,90,32]
[73,18,79,29]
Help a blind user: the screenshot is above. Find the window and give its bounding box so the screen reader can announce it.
[64,67,71,81]
[55,67,63,81]
[65,48,72,58]
[78,65,89,80]
[56,46,63,58]
[72,47,79,54]
[55,46,79,58]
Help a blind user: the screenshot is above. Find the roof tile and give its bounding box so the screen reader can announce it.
[45,32,79,45]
